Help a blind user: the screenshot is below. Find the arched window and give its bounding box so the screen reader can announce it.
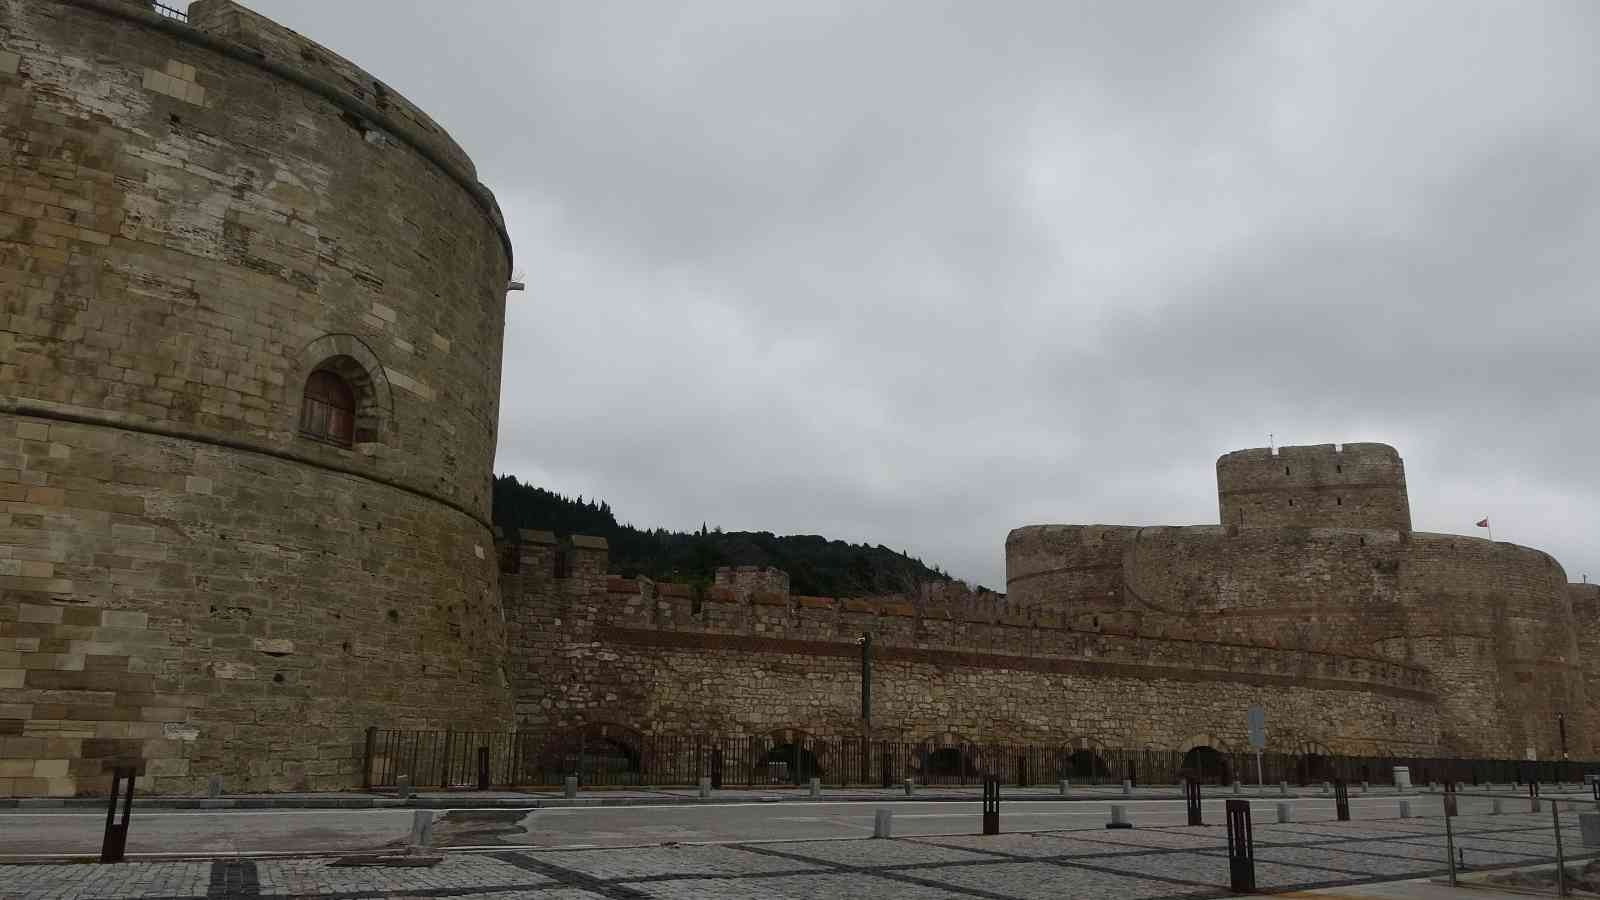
[300,369,356,447]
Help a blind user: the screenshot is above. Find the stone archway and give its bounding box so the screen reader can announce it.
[292,333,396,444]
[1176,733,1234,785]
[761,728,820,783]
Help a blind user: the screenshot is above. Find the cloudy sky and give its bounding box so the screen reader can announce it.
[245,0,1598,591]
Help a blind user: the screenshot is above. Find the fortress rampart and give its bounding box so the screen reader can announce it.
[0,0,513,796]
[498,530,1440,757]
[1008,443,1592,760]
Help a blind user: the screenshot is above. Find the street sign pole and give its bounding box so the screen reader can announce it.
[1248,705,1266,788]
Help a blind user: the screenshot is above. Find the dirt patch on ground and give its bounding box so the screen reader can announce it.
[429,810,532,846]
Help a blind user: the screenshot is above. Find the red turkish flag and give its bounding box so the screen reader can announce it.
[1476,518,1489,528]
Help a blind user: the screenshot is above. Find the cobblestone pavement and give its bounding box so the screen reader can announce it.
[1,812,1593,899]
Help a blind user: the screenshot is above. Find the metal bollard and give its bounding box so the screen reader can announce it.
[1107,804,1132,829]
[1059,779,1070,798]
[565,775,579,799]
[698,776,711,800]
[1121,779,1132,797]
[1226,799,1256,893]
[873,809,893,838]
[99,767,136,864]
[1398,800,1412,818]
[903,778,914,797]
[410,810,434,849]
[1186,779,1203,826]
[477,746,490,791]
[809,777,820,798]
[982,776,1000,835]
[1276,801,1292,824]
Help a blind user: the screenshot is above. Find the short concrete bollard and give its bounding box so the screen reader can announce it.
[698,777,711,800]
[1321,781,1331,795]
[1531,796,1542,813]
[809,777,820,798]
[903,779,914,797]
[1276,802,1292,824]
[1058,779,1070,798]
[396,774,413,800]
[873,809,893,838]
[1580,813,1600,848]
[1279,781,1289,797]
[1393,766,1411,791]
[1107,804,1132,829]
[1121,779,1132,797]
[1232,781,1242,795]
[207,775,223,799]
[1398,800,1412,818]
[1361,781,1370,793]
[565,776,579,799]
[410,810,434,849]
[1492,799,1504,815]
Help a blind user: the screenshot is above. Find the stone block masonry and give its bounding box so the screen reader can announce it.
[1007,443,1592,761]
[497,531,1439,755]
[0,0,514,795]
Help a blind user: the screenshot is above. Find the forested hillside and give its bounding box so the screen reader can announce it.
[491,475,958,597]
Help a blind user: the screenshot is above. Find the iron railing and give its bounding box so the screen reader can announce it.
[151,1,188,23]
[361,728,1600,793]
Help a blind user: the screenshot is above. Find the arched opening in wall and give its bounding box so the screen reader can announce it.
[529,723,642,787]
[762,743,821,784]
[1066,749,1112,781]
[298,355,382,447]
[1180,746,1230,785]
[922,747,973,783]
[300,370,355,446]
[1294,741,1335,786]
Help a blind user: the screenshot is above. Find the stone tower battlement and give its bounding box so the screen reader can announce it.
[1216,442,1411,532]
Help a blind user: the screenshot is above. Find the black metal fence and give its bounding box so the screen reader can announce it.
[362,727,1600,792]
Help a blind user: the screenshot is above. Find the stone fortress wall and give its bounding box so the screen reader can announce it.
[1008,443,1591,761]
[497,531,1441,760]
[0,0,514,797]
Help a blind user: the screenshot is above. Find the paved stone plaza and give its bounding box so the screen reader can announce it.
[1,810,1592,899]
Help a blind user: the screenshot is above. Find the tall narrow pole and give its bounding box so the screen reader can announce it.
[860,633,872,732]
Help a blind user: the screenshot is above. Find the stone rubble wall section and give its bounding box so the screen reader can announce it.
[0,0,514,796]
[497,530,1440,755]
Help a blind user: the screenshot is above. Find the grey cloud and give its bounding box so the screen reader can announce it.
[246,0,1598,589]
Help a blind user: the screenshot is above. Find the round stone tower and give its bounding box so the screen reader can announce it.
[0,0,513,795]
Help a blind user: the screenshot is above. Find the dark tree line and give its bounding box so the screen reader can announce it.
[491,475,956,597]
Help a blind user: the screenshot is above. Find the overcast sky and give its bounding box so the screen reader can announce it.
[244,0,1597,591]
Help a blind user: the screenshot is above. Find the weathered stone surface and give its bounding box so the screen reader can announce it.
[0,0,512,796]
[1006,443,1590,760]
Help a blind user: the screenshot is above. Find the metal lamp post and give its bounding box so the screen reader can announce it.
[857,633,872,786]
